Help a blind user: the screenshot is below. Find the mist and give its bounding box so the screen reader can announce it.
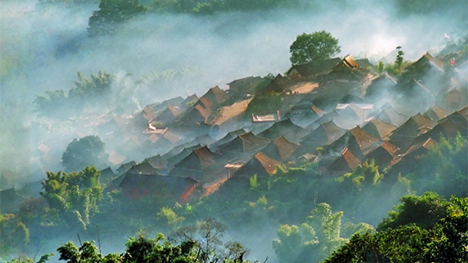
[0,1,466,260]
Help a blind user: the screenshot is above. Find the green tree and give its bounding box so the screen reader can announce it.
[55,231,252,263]
[62,135,107,172]
[424,196,468,262]
[33,90,68,117]
[395,46,404,69]
[0,214,30,256]
[378,192,449,231]
[323,195,468,263]
[273,203,349,263]
[88,0,146,36]
[68,71,114,101]
[289,30,341,65]
[377,61,384,74]
[40,167,103,230]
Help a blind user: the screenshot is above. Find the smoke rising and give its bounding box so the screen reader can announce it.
[0,0,465,187]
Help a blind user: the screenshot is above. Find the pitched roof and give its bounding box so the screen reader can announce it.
[116,161,137,175]
[286,57,341,79]
[260,137,299,161]
[302,121,347,146]
[100,167,117,184]
[349,126,380,151]
[411,52,444,72]
[365,140,398,158]
[217,132,271,154]
[309,111,356,130]
[401,138,437,159]
[361,118,397,139]
[175,146,219,170]
[336,103,372,123]
[389,113,437,144]
[423,105,449,121]
[256,119,309,143]
[205,86,227,104]
[210,128,247,150]
[374,103,409,126]
[327,148,362,173]
[254,152,281,175]
[211,98,252,126]
[320,131,366,166]
[343,55,360,69]
[227,76,265,95]
[194,134,216,147]
[273,136,300,161]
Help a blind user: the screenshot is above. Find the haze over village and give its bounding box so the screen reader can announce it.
[1,0,467,262]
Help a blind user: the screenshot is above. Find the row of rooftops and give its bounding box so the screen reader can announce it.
[101,101,466,201]
[23,45,467,204]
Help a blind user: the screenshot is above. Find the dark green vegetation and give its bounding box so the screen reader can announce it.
[33,71,114,118]
[88,0,147,36]
[4,194,467,262]
[324,195,468,263]
[62,136,107,172]
[2,133,466,261]
[2,1,468,262]
[36,0,466,37]
[289,31,341,66]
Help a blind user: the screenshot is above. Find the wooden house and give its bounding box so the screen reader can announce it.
[234,152,282,177]
[349,126,380,153]
[227,76,265,97]
[216,132,271,162]
[119,172,198,202]
[263,74,291,94]
[259,136,299,162]
[389,113,437,151]
[116,161,137,175]
[373,103,409,126]
[256,119,309,143]
[364,72,397,100]
[326,148,362,174]
[423,104,449,121]
[286,57,341,82]
[364,141,399,168]
[296,121,347,157]
[361,117,397,140]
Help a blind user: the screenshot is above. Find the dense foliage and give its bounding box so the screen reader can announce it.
[40,166,103,230]
[62,136,107,172]
[289,31,341,66]
[33,71,114,118]
[88,0,146,36]
[323,196,468,263]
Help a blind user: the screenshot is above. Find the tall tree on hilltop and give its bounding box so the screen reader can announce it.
[289,30,341,65]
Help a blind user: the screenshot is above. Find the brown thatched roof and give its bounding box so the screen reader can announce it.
[257,119,309,143]
[423,105,449,121]
[174,146,219,170]
[375,104,409,126]
[327,148,362,173]
[286,57,341,80]
[254,152,281,175]
[349,126,380,151]
[361,118,397,139]
[273,137,300,161]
